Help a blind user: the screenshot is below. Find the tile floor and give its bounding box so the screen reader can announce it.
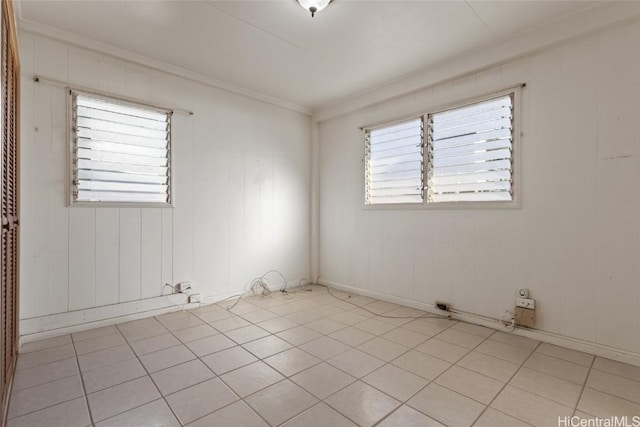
[6,285,640,426]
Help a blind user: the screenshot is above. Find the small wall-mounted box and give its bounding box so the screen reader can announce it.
[515,306,535,327]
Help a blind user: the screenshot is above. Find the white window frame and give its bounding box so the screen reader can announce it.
[363,86,522,210]
[68,88,174,207]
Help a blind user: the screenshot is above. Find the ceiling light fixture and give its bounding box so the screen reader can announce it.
[297,0,333,17]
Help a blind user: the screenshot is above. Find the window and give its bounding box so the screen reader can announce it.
[70,90,172,205]
[365,91,517,206]
[365,118,424,204]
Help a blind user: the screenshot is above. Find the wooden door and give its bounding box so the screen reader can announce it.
[0,0,18,424]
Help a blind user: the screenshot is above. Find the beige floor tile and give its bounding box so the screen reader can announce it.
[220,361,285,397]
[229,302,261,315]
[329,326,376,347]
[473,408,531,427]
[358,337,409,362]
[402,319,451,337]
[246,380,318,426]
[130,333,180,356]
[242,335,292,359]
[586,369,640,404]
[187,400,268,427]
[299,336,351,360]
[77,344,135,373]
[436,328,486,350]
[510,367,582,407]
[291,363,356,399]
[166,378,238,425]
[186,334,236,357]
[491,385,572,426]
[83,357,147,393]
[366,300,400,314]
[378,405,444,427]
[6,397,89,427]
[87,376,160,422]
[474,339,533,365]
[241,309,280,324]
[158,314,204,332]
[72,325,119,342]
[172,324,218,343]
[276,326,323,346]
[225,325,271,344]
[20,335,72,354]
[457,351,519,382]
[330,311,370,325]
[285,310,325,325]
[201,345,258,375]
[524,352,590,384]
[363,364,428,401]
[354,318,396,335]
[74,333,127,356]
[263,347,321,377]
[16,344,76,371]
[152,359,215,395]
[435,365,504,405]
[12,357,79,391]
[577,387,640,418]
[307,318,348,335]
[140,344,196,373]
[309,304,346,318]
[489,332,539,351]
[376,314,413,327]
[381,327,429,348]
[119,322,168,342]
[8,375,84,419]
[450,322,494,338]
[208,316,251,332]
[326,381,401,427]
[282,402,357,427]
[96,399,179,427]
[388,307,428,317]
[407,383,485,427]
[194,309,234,324]
[415,338,470,363]
[257,317,299,334]
[535,343,594,366]
[593,357,640,382]
[391,350,451,380]
[328,348,386,378]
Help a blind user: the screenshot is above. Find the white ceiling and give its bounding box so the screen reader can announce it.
[18,0,602,111]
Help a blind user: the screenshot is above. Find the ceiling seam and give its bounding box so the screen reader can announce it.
[200,0,310,53]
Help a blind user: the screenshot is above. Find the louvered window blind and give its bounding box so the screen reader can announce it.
[70,90,172,205]
[365,92,516,206]
[427,94,513,203]
[365,118,423,204]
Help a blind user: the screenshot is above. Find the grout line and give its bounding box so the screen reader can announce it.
[572,355,597,417]
[70,333,96,427]
[114,320,185,426]
[468,341,543,426]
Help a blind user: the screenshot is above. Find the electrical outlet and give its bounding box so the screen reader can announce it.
[516,297,535,309]
[435,301,450,311]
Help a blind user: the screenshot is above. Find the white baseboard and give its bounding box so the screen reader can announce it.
[19,291,232,348]
[319,279,640,368]
[19,279,302,348]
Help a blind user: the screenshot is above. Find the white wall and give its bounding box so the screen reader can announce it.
[19,31,311,323]
[317,19,640,355]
